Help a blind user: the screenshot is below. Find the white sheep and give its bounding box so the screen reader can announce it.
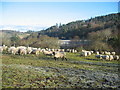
[87,51,91,56]
[80,51,88,57]
[111,52,116,55]
[113,55,119,60]
[53,51,67,61]
[104,51,110,55]
[18,48,27,55]
[27,47,32,54]
[43,50,53,56]
[8,46,18,55]
[2,45,8,51]
[96,51,99,55]
[109,55,114,61]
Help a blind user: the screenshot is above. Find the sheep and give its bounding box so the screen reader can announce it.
[87,51,92,56]
[113,55,119,60]
[2,45,8,51]
[53,51,67,61]
[96,51,99,55]
[101,55,109,60]
[31,49,40,55]
[17,46,27,50]
[104,51,110,55]
[27,47,32,54]
[90,51,94,54]
[8,46,18,55]
[109,55,114,61]
[111,52,116,55]
[43,50,53,56]
[82,50,86,52]
[74,50,77,53]
[18,48,27,55]
[80,51,88,57]
[102,52,105,54]
[95,55,103,59]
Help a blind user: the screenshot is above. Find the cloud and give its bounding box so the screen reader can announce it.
[0,25,48,32]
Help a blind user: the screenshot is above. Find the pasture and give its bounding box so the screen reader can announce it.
[1,52,120,88]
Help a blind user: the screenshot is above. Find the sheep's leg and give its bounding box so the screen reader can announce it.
[65,58,67,61]
[54,57,57,61]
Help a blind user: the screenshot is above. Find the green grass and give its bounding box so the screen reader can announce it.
[2,52,119,88]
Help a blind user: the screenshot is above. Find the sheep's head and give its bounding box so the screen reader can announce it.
[52,52,56,55]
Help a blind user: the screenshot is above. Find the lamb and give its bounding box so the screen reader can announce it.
[53,51,67,61]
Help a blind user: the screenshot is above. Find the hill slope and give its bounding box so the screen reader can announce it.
[38,13,119,39]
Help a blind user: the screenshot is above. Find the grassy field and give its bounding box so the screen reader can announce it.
[1,52,120,88]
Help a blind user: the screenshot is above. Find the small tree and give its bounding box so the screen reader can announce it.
[10,35,20,46]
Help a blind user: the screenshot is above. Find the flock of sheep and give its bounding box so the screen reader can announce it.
[0,45,71,61]
[80,50,119,60]
[0,45,119,61]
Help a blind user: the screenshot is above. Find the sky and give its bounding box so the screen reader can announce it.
[0,1,118,31]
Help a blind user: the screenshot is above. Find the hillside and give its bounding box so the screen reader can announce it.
[0,30,30,46]
[38,13,119,39]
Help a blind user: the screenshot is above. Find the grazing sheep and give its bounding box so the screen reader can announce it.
[90,51,94,54]
[43,50,53,56]
[96,51,99,55]
[27,47,32,54]
[87,51,91,56]
[111,52,116,55]
[109,55,114,61]
[53,51,67,61]
[18,48,27,55]
[102,52,105,54]
[82,50,86,52]
[8,47,18,55]
[31,49,40,55]
[101,55,109,60]
[74,50,77,53]
[17,46,27,50]
[113,55,119,60]
[95,55,103,59]
[104,51,111,55]
[80,51,88,57]
[2,45,8,51]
